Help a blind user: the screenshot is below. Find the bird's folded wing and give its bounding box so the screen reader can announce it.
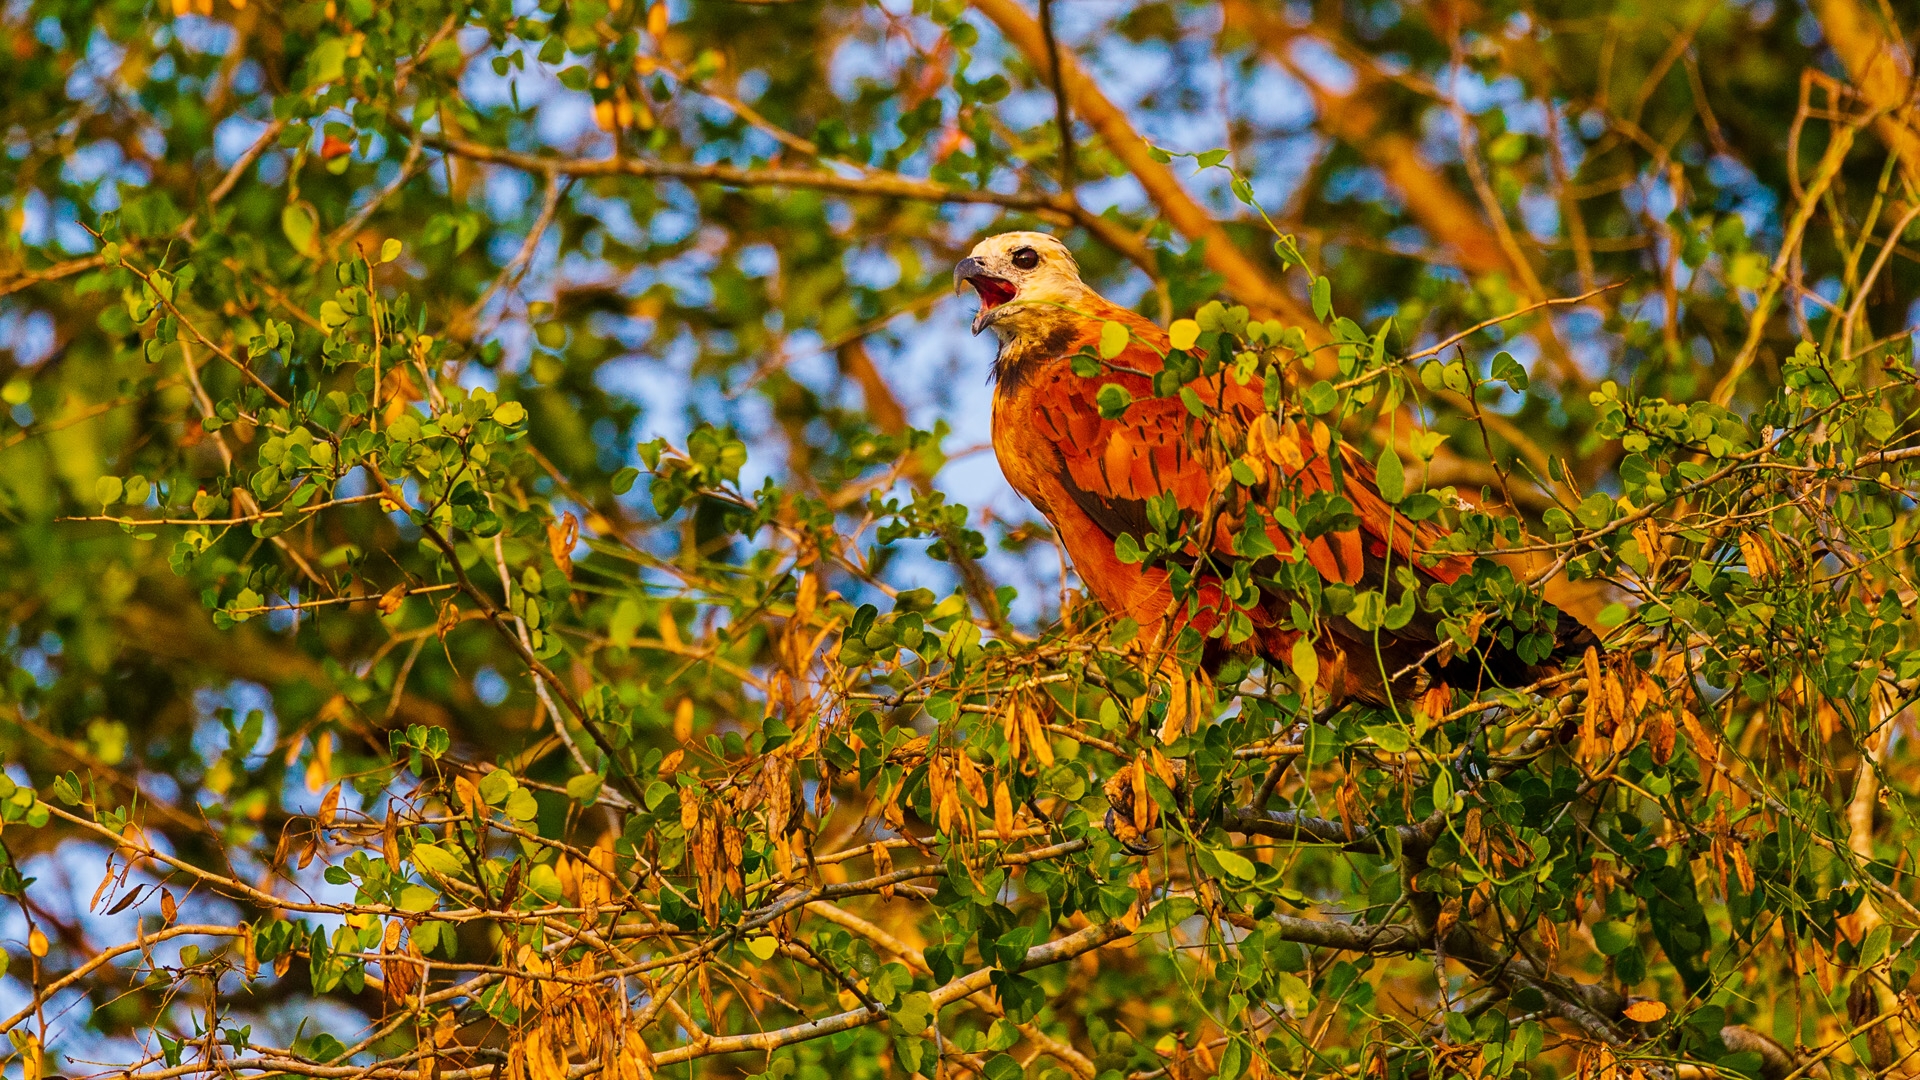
[1028,340,1468,590]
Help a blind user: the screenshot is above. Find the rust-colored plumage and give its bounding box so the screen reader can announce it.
[958,232,1592,704]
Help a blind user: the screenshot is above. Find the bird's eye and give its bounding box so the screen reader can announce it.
[1011,247,1040,270]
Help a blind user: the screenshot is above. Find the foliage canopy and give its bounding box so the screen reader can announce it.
[3,1,1920,1079]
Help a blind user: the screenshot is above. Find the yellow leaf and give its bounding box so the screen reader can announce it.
[1623,1000,1668,1023]
[955,750,987,805]
[1266,430,1305,472]
[28,927,48,957]
[1130,757,1150,834]
[305,731,333,793]
[794,572,819,625]
[1020,703,1054,767]
[1168,319,1200,351]
[377,583,408,616]
[1738,531,1776,579]
[1290,636,1320,691]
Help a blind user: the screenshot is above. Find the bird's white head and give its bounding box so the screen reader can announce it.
[954,231,1094,338]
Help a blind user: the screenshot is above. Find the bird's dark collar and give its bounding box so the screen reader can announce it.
[989,319,1079,389]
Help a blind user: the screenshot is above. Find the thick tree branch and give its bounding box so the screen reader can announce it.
[428,132,1164,287]
[1811,0,1920,189]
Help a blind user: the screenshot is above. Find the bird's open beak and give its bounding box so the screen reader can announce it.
[954,257,1017,336]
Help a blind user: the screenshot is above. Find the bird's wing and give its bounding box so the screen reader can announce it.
[1027,330,1468,590]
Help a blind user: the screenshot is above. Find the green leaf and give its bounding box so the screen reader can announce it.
[1219,1038,1249,1080]
[1727,251,1769,290]
[412,843,468,878]
[504,787,539,822]
[1591,920,1636,956]
[281,204,319,258]
[1178,386,1207,417]
[981,1054,1022,1080]
[608,598,643,647]
[1272,971,1313,1014]
[611,466,640,494]
[230,587,263,622]
[386,413,421,442]
[304,1033,348,1064]
[379,238,403,263]
[526,863,563,902]
[1490,350,1529,392]
[307,38,348,85]
[1311,276,1332,321]
[1095,383,1132,419]
[1137,895,1198,933]
[1364,724,1410,753]
[95,475,124,506]
[1350,590,1385,631]
[51,773,82,806]
[1863,409,1895,442]
[893,991,935,1035]
[492,401,528,426]
[1303,380,1338,414]
[1234,515,1277,558]
[1862,924,1893,967]
[1375,444,1405,503]
[1576,493,1616,530]
[1384,583,1416,630]
[395,885,439,912]
[1099,320,1130,359]
[566,772,603,805]
[1210,845,1257,881]
[479,768,517,805]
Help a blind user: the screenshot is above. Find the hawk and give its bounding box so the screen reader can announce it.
[956,231,1593,705]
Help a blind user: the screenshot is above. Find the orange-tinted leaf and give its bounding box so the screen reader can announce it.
[1624,1000,1668,1022]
